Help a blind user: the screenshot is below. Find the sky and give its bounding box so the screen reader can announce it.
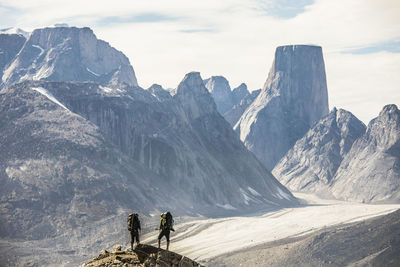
[0,0,399,124]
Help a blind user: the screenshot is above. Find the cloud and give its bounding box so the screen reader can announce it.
[257,0,315,19]
[0,0,399,123]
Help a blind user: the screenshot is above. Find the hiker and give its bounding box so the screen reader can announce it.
[158,211,175,250]
[127,212,141,250]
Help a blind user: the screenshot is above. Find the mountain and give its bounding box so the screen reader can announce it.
[0,74,297,265]
[235,45,329,170]
[0,72,297,235]
[272,108,366,194]
[330,104,400,203]
[224,89,260,127]
[1,26,138,88]
[204,75,234,114]
[0,33,26,81]
[0,81,173,240]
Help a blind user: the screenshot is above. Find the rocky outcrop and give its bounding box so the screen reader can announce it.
[83,244,204,267]
[272,108,366,194]
[235,45,329,170]
[331,104,400,203]
[2,26,138,87]
[0,33,26,81]
[204,76,234,114]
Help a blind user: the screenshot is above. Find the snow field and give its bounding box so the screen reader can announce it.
[141,192,400,261]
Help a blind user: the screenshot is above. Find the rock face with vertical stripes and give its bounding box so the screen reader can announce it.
[235,45,329,170]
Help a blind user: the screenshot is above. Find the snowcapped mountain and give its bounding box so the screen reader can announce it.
[234,45,329,170]
[331,104,400,203]
[0,27,30,38]
[2,26,138,88]
[272,108,366,194]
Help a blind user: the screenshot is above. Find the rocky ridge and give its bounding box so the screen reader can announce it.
[330,104,400,202]
[273,108,366,194]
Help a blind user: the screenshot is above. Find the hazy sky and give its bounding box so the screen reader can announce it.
[0,0,399,124]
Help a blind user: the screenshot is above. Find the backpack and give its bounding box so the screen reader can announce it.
[127,213,140,231]
[161,212,174,230]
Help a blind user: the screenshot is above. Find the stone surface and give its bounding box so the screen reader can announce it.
[235,45,329,170]
[273,108,366,194]
[0,33,26,82]
[331,104,400,203]
[2,26,138,88]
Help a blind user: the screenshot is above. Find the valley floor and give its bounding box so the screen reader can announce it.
[141,193,400,266]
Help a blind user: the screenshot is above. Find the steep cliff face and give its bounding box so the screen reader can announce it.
[0,33,26,81]
[235,45,329,170]
[204,76,234,114]
[2,26,138,87]
[273,108,366,193]
[331,105,400,203]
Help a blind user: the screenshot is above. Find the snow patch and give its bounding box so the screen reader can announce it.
[275,187,291,200]
[31,87,69,111]
[248,187,261,197]
[86,67,100,77]
[216,203,236,210]
[239,188,261,205]
[32,45,44,56]
[98,85,124,95]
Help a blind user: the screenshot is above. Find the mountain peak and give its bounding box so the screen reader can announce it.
[174,71,207,96]
[379,104,399,117]
[173,72,217,119]
[2,26,138,87]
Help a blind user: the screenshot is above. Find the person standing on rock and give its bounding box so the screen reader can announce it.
[158,211,175,251]
[127,213,141,250]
